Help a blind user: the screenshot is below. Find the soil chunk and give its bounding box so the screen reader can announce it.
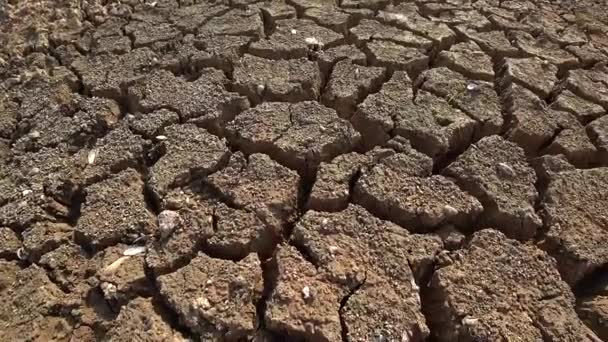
[158,253,263,340]
[427,229,600,341]
[444,135,542,239]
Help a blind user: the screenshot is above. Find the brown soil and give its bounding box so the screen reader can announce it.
[1,0,608,341]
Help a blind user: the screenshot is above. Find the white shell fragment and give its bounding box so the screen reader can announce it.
[123,245,147,256]
[158,210,180,239]
[102,256,130,274]
[291,29,297,34]
[195,296,211,310]
[443,204,458,216]
[87,149,98,165]
[29,130,41,139]
[155,135,168,141]
[16,247,28,260]
[22,189,32,196]
[466,82,480,92]
[462,316,479,326]
[302,286,311,300]
[410,278,420,291]
[101,281,118,299]
[257,84,265,94]
[497,162,516,178]
[305,37,323,49]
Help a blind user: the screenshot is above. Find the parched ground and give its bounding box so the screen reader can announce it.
[1,0,608,341]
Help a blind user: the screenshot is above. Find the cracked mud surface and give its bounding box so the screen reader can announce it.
[1,0,608,341]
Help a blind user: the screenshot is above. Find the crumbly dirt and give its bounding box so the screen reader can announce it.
[1,0,608,341]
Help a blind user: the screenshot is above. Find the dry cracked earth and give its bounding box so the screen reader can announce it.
[1,0,608,341]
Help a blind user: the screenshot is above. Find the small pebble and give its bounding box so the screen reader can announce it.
[291,29,297,34]
[22,189,32,196]
[29,130,41,139]
[155,135,168,141]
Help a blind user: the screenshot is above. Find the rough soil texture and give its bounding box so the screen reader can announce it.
[1,0,608,341]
